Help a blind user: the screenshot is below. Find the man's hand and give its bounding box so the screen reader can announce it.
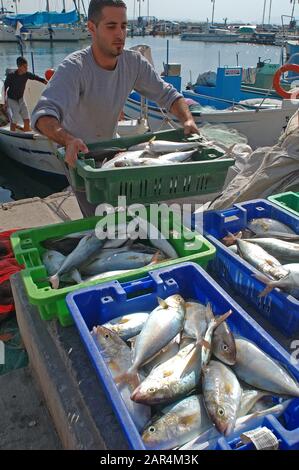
[183,118,199,136]
[65,137,89,168]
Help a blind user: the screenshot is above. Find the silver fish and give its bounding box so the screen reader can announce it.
[158,149,197,163]
[236,239,288,280]
[143,335,180,374]
[142,395,211,450]
[254,270,299,298]
[131,342,202,406]
[212,318,236,366]
[49,233,104,289]
[202,360,242,436]
[127,215,178,259]
[183,301,211,343]
[101,150,147,169]
[201,310,233,367]
[243,238,299,264]
[43,250,82,285]
[147,140,200,154]
[232,338,299,397]
[248,218,296,236]
[115,295,186,389]
[84,269,134,282]
[91,326,150,432]
[82,251,160,276]
[102,312,150,341]
[238,388,270,417]
[179,399,292,450]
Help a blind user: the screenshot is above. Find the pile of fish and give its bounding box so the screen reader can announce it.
[40,219,178,289]
[221,217,299,298]
[85,137,220,169]
[91,294,299,450]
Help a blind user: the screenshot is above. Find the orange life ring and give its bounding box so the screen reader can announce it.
[273,63,299,99]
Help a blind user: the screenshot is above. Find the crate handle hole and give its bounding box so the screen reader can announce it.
[256,207,265,212]
[224,215,239,223]
[102,296,113,304]
[44,287,51,292]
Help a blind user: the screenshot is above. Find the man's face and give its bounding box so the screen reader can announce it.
[88,6,127,58]
[18,63,28,74]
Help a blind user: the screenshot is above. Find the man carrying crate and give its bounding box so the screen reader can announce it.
[31,0,198,217]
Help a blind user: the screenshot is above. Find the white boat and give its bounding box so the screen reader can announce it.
[24,25,89,42]
[0,80,148,178]
[180,28,240,43]
[0,23,27,42]
[124,92,299,149]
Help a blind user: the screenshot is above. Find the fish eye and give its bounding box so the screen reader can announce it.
[105,334,110,339]
[222,344,229,352]
[217,407,225,417]
[149,426,156,433]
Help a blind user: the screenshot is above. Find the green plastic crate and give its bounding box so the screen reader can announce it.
[57,128,233,205]
[11,212,216,326]
[268,192,299,217]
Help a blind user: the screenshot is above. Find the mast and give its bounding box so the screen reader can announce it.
[262,0,267,28]
[291,0,296,21]
[211,0,215,26]
[62,0,66,12]
[46,0,50,13]
[268,0,272,24]
[1,0,4,14]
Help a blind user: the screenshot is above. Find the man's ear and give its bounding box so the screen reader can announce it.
[87,20,97,34]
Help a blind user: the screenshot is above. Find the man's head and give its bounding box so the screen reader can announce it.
[88,0,127,59]
[16,56,28,74]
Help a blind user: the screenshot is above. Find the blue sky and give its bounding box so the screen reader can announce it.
[5,0,299,23]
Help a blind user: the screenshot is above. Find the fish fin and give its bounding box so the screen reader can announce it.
[179,341,202,377]
[157,297,168,309]
[222,231,242,247]
[205,302,214,321]
[215,309,233,328]
[201,338,211,350]
[49,274,59,289]
[101,158,108,167]
[150,251,162,265]
[252,273,276,297]
[114,371,140,390]
[71,268,82,284]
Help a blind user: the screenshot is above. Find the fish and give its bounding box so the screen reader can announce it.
[202,360,242,436]
[81,251,161,276]
[179,399,292,450]
[127,215,178,259]
[232,338,299,397]
[183,301,211,344]
[84,269,134,282]
[247,218,296,236]
[236,239,288,280]
[49,233,104,289]
[212,317,236,366]
[158,149,197,163]
[143,335,181,374]
[145,140,201,155]
[102,312,150,341]
[115,295,186,389]
[253,270,299,298]
[242,238,299,264]
[201,310,233,367]
[131,342,202,406]
[100,150,147,169]
[42,250,82,285]
[142,395,211,450]
[91,326,150,431]
[238,388,271,417]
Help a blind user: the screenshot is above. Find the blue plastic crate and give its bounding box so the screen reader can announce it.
[196,199,299,337]
[66,262,299,451]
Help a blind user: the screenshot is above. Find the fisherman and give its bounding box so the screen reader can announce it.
[4,56,47,132]
[31,0,199,217]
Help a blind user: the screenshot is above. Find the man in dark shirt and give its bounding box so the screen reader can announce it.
[4,56,47,132]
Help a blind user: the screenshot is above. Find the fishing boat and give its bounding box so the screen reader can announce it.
[0,79,148,179]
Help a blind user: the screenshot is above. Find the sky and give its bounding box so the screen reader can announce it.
[4,0,299,24]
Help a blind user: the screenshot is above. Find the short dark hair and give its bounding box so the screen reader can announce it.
[88,0,127,25]
[16,56,27,67]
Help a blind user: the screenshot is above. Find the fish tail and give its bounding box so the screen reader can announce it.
[50,274,60,290]
[215,309,233,328]
[115,370,140,390]
[252,273,277,297]
[150,251,162,265]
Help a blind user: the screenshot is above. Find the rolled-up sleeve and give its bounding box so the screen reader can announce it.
[31,59,81,131]
[133,54,183,111]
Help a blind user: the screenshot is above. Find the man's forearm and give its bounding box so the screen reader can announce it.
[36,116,76,146]
[169,97,193,123]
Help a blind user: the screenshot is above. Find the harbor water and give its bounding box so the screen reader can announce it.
[0,36,282,202]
